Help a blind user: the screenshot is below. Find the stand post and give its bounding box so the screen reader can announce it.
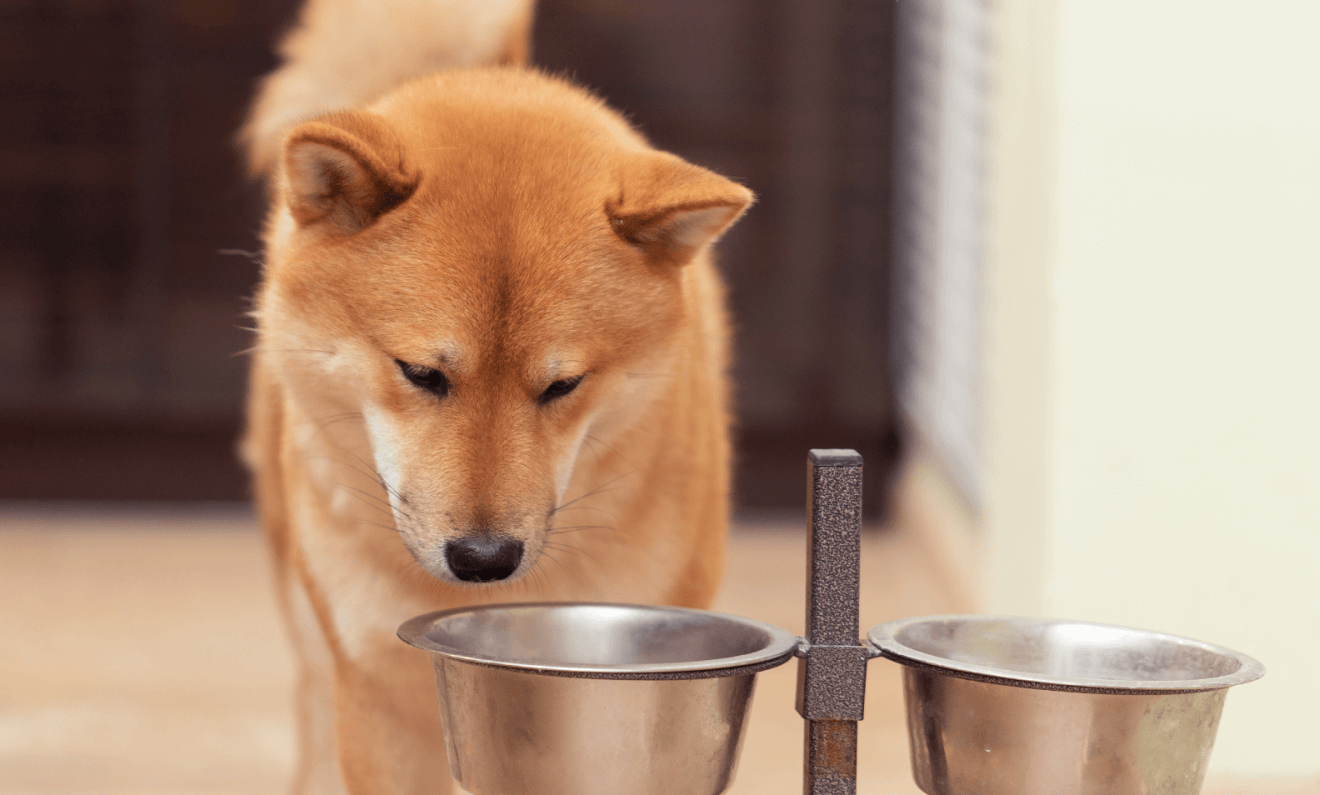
[797,450,867,795]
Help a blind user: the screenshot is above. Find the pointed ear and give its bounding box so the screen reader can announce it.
[282,111,418,234]
[608,153,755,267]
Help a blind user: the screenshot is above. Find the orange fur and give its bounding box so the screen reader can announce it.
[241,4,752,793]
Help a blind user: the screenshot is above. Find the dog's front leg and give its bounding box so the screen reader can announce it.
[276,566,350,795]
[331,639,452,795]
[291,659,347,795]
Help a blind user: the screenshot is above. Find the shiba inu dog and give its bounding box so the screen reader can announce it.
[240,1,752,792]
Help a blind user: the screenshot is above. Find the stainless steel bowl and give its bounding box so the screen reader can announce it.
[399,602,798,795]
[868,616,1265,795]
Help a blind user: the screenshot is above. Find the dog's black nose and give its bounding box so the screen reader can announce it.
[444,535,523,582]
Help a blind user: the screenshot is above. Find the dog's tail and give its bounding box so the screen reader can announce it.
[239,0,536,178]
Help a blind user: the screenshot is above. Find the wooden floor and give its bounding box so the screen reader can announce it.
[0,503,1313,795]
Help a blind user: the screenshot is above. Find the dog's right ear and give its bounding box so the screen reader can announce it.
[609,152,754,268]
[282,111,418,235]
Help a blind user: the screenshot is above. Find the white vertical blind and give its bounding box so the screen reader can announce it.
[892,0,989,510]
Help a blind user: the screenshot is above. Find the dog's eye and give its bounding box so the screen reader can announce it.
[539,375,584,405]
[396,359,450,396]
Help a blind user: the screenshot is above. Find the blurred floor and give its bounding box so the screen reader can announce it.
[0,504,1313,795]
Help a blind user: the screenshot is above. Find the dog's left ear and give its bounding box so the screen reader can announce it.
[282,111,418,235]
[609,152,755,268]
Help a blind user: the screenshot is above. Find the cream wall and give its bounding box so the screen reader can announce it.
[982,0,1320,776]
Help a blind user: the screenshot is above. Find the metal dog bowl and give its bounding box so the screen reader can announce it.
[868,615,1266,795]
[398,602,798,795]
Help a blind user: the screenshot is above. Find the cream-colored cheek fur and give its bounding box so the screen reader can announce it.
[258,299,387,516]
[360,402,406,514]
[555,410,598,503]
[578,349,677,457]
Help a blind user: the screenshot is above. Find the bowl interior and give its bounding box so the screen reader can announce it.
[401,603,798,675]
[872,616,1264,691]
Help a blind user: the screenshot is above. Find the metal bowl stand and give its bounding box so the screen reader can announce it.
[404,447,1257,795]
[794,449,875,795]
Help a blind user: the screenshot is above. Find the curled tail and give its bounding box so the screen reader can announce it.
[240,0,535,177]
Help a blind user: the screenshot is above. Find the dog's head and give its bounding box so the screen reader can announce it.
[258,70,751,586]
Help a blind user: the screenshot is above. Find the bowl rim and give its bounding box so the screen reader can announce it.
[398,601,800,680]
[867,614,1266,694]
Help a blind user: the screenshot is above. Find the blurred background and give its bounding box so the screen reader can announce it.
[0,0,901,514]
[2,0,1318,793]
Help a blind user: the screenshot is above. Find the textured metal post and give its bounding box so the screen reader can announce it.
[797,449,867,795]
